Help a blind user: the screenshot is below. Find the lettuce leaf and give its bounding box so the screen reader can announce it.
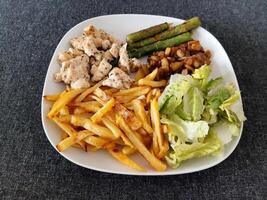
[183,87,204,121]
[166,129,221,168]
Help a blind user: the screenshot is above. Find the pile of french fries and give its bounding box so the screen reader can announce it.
[44,67,169,172]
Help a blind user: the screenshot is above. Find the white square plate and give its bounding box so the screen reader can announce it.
[41,14,244,175]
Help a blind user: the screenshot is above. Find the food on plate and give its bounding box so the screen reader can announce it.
[128,32,192,58]
[54,25,141,89]
[126,22,169,44]
[147,40,211,79]
[159,65,246,167]
[44,17,246,172]
[127,17,201,49]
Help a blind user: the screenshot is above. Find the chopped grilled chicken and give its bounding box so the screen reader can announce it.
[70,37,84,50]
[102,67,133,89]
[83,36,99,57]
[130,58,142,72]
[71,78,90,89]
[109,43,120,58]
[58,48,83,63]
[91,58,112,82]
[54,55,90,88]
[119,44,130,72]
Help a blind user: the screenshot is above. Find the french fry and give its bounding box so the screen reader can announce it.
[86,144,98,152]
[59,106,70,116]
[61,131,69,140]
[57,136,76,152]
[57,115,71,123]
[44,94,60,101]
[73,102,101,113]
[150,98,164,151]
[146,90,153,104]
[144,68,158,81]
[77,130,94,141]
[114,86,150,96]
[91,95,106,105]
[104,88,119,96]
[117,116,167,171]
[138,79,167,87]
[84,136,110,148]
[93,88,111,102]
[101,117,133,147]
[108,148,146,172]
[122,146,136,155]
[115,88,151,104]
[91,98,115,123]
[71,101,101,107]
[73,107,87,114]
[74,81,103,103]
[102,141,116,149]
[135,68,146,81]
[52,117,77,137]
[70,115,115,139]
[48,89,83,118]
[114,103,142,131]
[157,139,169,159]
[132,100,153,134]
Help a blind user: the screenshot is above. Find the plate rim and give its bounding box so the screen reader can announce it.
[41,14,244,176]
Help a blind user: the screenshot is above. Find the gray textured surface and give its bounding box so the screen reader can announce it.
[0,0,266,199]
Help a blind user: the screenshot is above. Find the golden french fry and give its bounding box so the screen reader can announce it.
[74,102,101,113]
[91,98,115,123]
[144,68,158,81]
[114,103,142,131]
[73,107,87,114]
[146,90,153,104]
[57,115,71,123]
[114,86,150,96]
[132,100,153,134]
[150,98,164,150]
[59,106,69,116]
[44,94,60,101]
[101,117,133,147]
[117,116,167,171]
[61,131,69,140]
[108,148,146,172]
[91,95,106,105]
[122,146,136,155]
[72,143,84,149]
[138,79,167,87]
[135,68,146,81]
[102,141,116,149]
[71,101,101,107]
[93,88,111,102]
[52,117,77,137]
[57,136,76,152]
[77,130,94,141]
[86,144,99,152]
[48,89,83,118]
[75,81,103,103]
[84,136,110,148]
[157,139,169,159]
[104,88,119,96]
[70,115,115,139]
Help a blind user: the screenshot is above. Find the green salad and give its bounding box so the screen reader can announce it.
[159,65,246,168]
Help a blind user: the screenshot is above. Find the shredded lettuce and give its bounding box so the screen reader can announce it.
[158,65,246,168]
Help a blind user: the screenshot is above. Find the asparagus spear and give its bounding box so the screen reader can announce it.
[128,32,192,58]
[126,22,169,44]
[128,17,201,49]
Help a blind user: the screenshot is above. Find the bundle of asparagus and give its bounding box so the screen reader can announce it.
[127,17,201,58]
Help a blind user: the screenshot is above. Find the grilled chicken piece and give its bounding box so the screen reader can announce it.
[54,55,90,88]
[91,58,112,82]
[109,43,120,58]
[102,67,133,89]
[119,44,130,72]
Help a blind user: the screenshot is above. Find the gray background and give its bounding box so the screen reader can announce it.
[0,0,266,199]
